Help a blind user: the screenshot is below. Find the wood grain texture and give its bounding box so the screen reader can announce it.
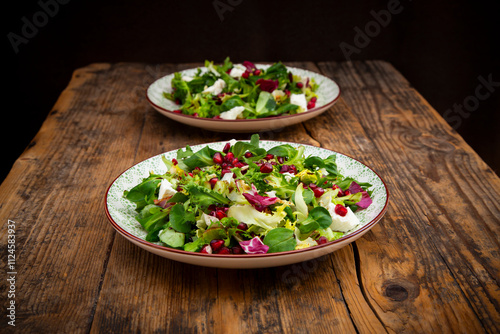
[0,61,498,333]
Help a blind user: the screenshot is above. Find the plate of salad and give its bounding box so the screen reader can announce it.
[146,58,340,133]
[105,135,389,269]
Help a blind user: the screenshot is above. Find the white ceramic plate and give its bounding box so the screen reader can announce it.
[105,141,389,269]
[146,65,341,133]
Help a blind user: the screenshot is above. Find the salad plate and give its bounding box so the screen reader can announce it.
[105,139,389,269]
[146,62,340,133]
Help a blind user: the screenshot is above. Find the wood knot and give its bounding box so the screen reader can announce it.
[382,279,419,302]
[385,284,409,301]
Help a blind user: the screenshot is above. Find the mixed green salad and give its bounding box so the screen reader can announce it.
[163,57,320,119]
[123,135,374,255]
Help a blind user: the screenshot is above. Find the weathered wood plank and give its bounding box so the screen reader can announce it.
[1,60,497,334]
[90,62,360,333]
[317,60,500,333]
[0,63,153,332]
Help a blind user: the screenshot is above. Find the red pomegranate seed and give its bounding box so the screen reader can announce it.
[308,183,317,189]
[200,245,212,254]
[223,143,231,153]
[313,187,325,198]
[242,71,249,79]
[264,153,274,160]
[237,222,248,231]
[221,169,232,177]
[215,210,226,220]
[232,158,239,165]
[221,162,228,169]
[344,190,351,196]
[311,96,317,103]
[244,152,253,158]
[209,177,218,188]
[335,204,348,217]
[225,152,235,162]
[234,162,245,168]
[284,89,291,97]
[280,165,297,174]
[260,162,273,173]
[332,184,344,196]
[307,101,315,109]
[317,236,328,245]
[296,82,303,88]
[231,245,244,254]
[213,152,223,164]
[277,156,284,164]
[254,69,261,76]
[172,158,178,165]
[217,247,231,254]
[188,172,193,177]
[173,109,182,113]
[288,72,293,82]
[210,239,225,252]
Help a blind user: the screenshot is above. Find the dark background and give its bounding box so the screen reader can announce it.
[5,0,499,182]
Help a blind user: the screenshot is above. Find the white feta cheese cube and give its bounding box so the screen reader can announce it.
[290,93,307,112]
[158,179,177,200]
[219,106,245,120]
[230,64,246,78]
[327,204,360,232]
[202,79,226,95]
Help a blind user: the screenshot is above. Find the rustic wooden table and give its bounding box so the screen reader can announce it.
[1,61,499,333]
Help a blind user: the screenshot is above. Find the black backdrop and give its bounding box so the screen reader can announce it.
[5,0,499,182]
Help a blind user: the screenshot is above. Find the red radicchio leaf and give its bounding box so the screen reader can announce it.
[256,79,279,93]
[348,182,372,209]
[239,237,269,254]
[243,61,257,71]
[242,192,279,212]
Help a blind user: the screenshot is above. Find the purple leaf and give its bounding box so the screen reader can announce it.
[243,61,257,71]
[239,237,269,254]
[349,182,373,209]
[256,79,279,93]
[242,184,279,212]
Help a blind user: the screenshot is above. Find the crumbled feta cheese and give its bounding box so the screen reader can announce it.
[327,204,360,232]
[230,64,246,78]
[158,179,177,200]
[290,93,307,112]
[219,106,245,120]
[203,79,226,95]
[282,172,296,182]
[228,139,237,146]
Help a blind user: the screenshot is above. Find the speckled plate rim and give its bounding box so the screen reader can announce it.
[104,140,389,265]
[145,64,341,124]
